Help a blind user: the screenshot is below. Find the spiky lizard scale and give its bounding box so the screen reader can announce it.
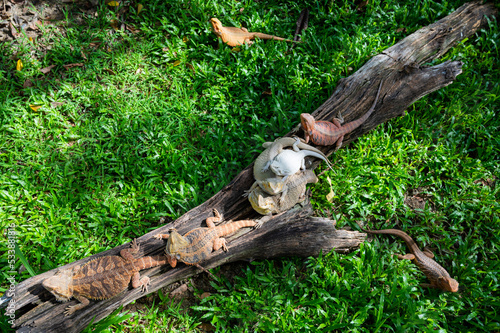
[72,256,131,300]
[170,220,256,265]
[71,256,162,300]
[42,239,167,315]
[248,170,318,215]
[156,210,256,275]
[171,228,219,264]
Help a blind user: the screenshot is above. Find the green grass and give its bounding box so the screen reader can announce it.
[1,0,499,331]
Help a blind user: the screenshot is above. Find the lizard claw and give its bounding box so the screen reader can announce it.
[130,239,140,252]
[254,215,272,229]
[141,277,151,292]
[64,306,76,316]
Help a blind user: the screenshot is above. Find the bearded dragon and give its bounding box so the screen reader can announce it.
[42,239,167,315]
[357,224,459,292]
[266,148,333,180]
[248,170,318,215]
[210,18,293,47]
[300,80,383,149]
[154,209,256,276]
[247,137,331,196]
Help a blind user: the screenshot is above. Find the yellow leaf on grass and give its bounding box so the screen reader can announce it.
[29,37,33,42]
[137,4,143,13]
[326,176,335,203]
[107,1,119,6]
[231,47,241,52]
[173,60,181,66]
[182,36,189,43]
[30,105,42,112]
[16,59,23,71]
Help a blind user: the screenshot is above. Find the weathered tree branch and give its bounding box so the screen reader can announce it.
[5,2,496,332]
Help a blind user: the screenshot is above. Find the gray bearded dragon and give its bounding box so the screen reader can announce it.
[248,169,318,215]
[248,137,332,195]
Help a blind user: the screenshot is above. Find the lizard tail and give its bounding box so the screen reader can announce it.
[253,32,291,42]
[305,151,334,172]
[135,255,168,270]
[356,222,418,253]
[216,220,257,237]
[338,79,383,135]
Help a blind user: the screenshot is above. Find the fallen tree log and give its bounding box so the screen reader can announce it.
[5,1,496,332]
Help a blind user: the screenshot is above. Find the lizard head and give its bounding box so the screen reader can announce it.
[437,276,459,292]
[166,253,178,268]
[42,268,74,302]
[269,150,297,178]
[166,229,190,255]
[248,189,276,215]
[300,113,315,143]
[210,18,223,35]
[258,178,285,195]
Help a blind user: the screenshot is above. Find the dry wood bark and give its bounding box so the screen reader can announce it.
[4,2,496,332]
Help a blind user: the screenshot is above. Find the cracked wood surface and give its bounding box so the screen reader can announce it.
[5,2,497,332]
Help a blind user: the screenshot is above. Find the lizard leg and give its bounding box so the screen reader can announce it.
[303,133,310,143]
[166,253,178,268]
[300,158,306,170]
[278,186,289,205]
[154,233,169,240]
[423,247,435,258]
[334,135,344,151]
[255,214,273,229]
[332,118,343,128]
[131,272,151,292]
[292,137,301,152]
[206,208,223,228]
[213,237,228,252]
[193,263,215,278]
[120,239,139,260]
[298,189,307,203]
[64,295,90,316]
[241,27,249,33]
[396,253,415,260]
[155,227,176,240]
[334,111,344,124]
[243,182,258,197]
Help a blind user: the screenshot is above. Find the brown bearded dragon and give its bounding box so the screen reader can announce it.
[42,239,167,315]
[300,80,383,149]
[154,209,256,276]
[248,170,318,215]
[210,18,293,47]
[357,223,459,292]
